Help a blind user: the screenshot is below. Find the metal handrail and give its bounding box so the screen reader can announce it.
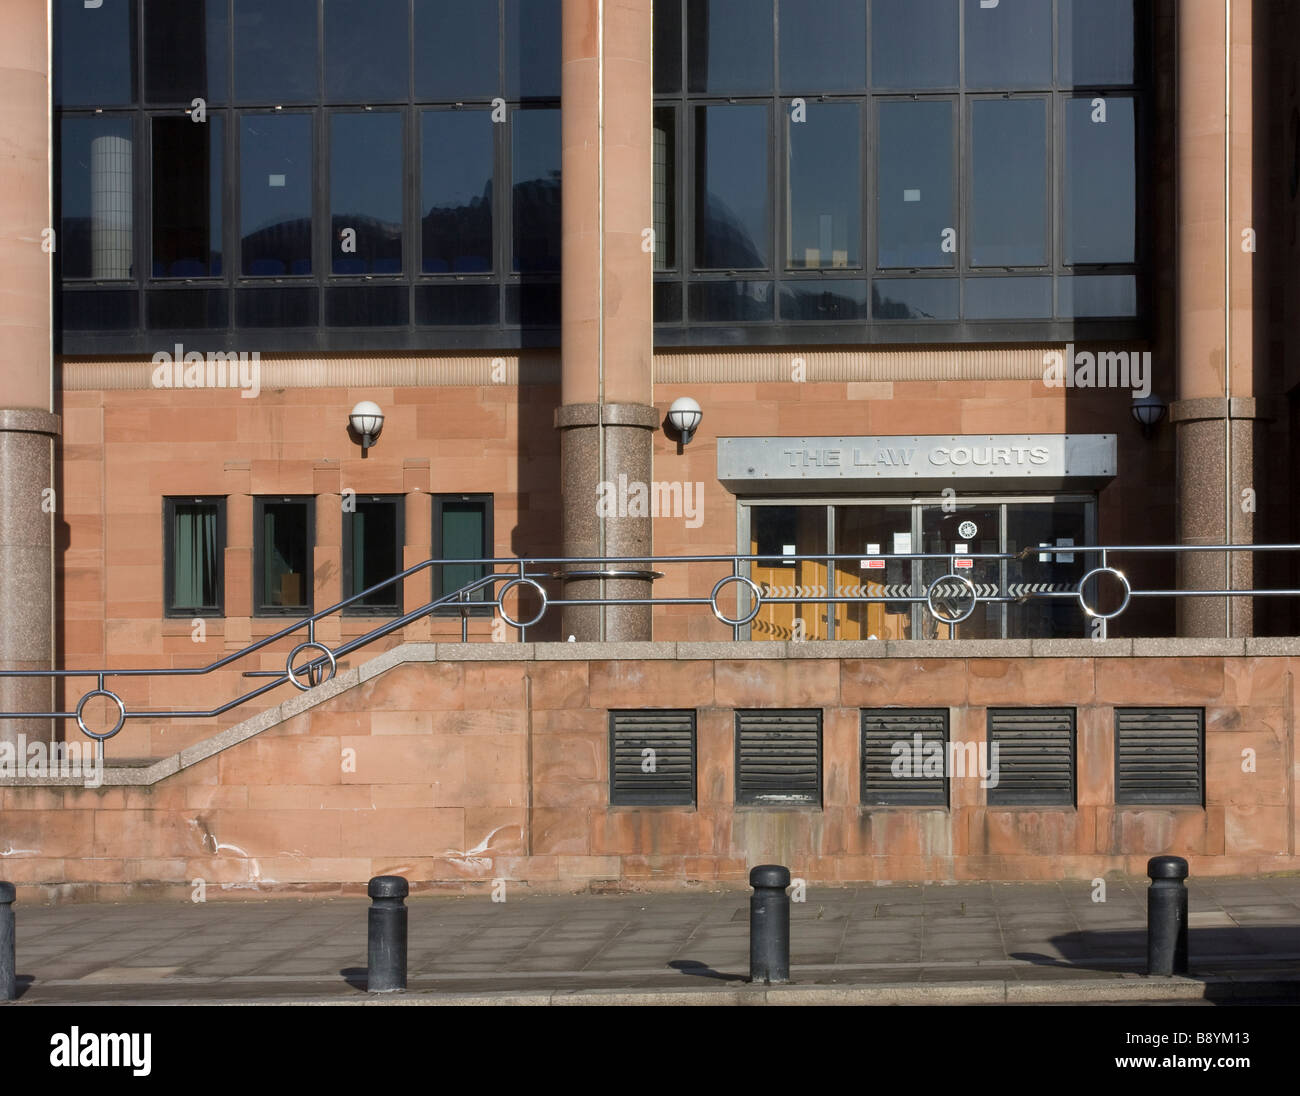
[1,542,1298,756]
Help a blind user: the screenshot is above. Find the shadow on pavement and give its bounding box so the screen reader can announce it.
[339,967,368,991]
[669,959,746,983]
[1012,925,1300,972]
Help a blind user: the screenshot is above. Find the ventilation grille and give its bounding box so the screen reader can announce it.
[862,709,949,807]
[609,710,696,806]
[1115,708,1204,806]
[735,709,822,806]
[987,708,1075,806]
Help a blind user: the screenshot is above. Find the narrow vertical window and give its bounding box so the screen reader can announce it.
[344,496,404,615]
[165,498,225,617]
[254,497,315,616]
[240,114,314,277]
[433,495,494,611]
[152,116,223,278]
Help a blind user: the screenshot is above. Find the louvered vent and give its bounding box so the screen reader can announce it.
[735,709,822,806]
[1115,708,1204,806]
[609,710,696,806]
[861,709,949,807]
[987,708,1075,807]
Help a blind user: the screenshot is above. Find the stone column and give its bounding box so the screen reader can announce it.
[1173,0,1257,637]
[0,0,56,745]
[557,0,656,641]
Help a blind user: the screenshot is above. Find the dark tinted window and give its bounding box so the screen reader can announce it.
[694,104,769,269]
[779,0,865,92]
[689,280,774,322]
[255,498,314,615]
[787,102,861,269]
[326,285,409,326]
[654,0,683,94]
[240,114,314,277]
[1060,0,1134,86]
[512,108,562,273]
[325,0,410,102]
[971,98,1047,266]
[422,110,494,274]
[145,0,228,105]
[416,0,500,100]
[1058,275,1137,318]
[781,281,868,321]
[55,0,135,107]
[873,278,958,321]
[877,100,954,269]
[234,0,318,104]
[872,0,957,89]
[653,108,677,269]
[1064,97,1135,264]
[965,0,1052,89]
[688,0,773,94]
[331,112,404,275]
[60,117,135,280]
[965,276,1052,320]
[506,0,561,98]
[434,496,494,606]
[344,496,404,614]
[152,116,223,279]
[416,284,500,325]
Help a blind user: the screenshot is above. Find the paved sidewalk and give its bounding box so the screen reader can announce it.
[6,876,1300,1005]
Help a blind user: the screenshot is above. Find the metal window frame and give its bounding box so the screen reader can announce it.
[608,709,698,807]
[734,707,824,808]
[860,707,951,808]
[341,494,406,618]
[252,495,317,618]
[162,495,227,618]
[1113,707,1206,808]
[985,705,1077,809]
[431,493,495,616]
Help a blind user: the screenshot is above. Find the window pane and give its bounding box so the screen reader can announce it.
[965,0,1051,89]
[689,280,774,322]
[1058,275,1137,318]
[241,114,313,277]
[750,506,828,640]
[506,0,561,98]
[872,0,957,90]
[694,104,769,270]
[325,0,409,102]
[1065,97,1135,264]
[877,100,953,269]
[234,0,318,104]
[55,0,135,107]
[1006,502,1090,638]
[326,285,409,326]
[145,0,228,105]
[971,99,1046,266]
[416,0,499,100]
[787,102,860,270]
[653,108,677,270]
[331,112,404,275]
[422,111,494,274]
[1060,0,1134,86]
[438,500,489,600]
[152,116,223,279]
[780,281,868,321]
[654,0,683,93]
[512,109,562,273]
[779,0,865,92]
[170,503,222,613]
[872,278,958,320]
[688,0,773,94]
[347,499,402,611]
[258,501,312,611]
[60,117,135,280]
[416,284,500,325]
[965,277,1052,319]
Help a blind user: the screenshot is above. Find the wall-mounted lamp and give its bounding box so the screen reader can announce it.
[349,400,385,453]
[666,396,703,449]
[1131,393,1168,439]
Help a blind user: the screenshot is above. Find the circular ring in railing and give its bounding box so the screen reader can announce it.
[75,688,127,741]
[1076,566,1132,620]
[497,576,549,630]
[710,574,763,627]
[286,641,337,691]
[925,573,978,625]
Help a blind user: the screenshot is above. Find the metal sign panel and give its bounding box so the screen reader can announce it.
[717,435,1116,494]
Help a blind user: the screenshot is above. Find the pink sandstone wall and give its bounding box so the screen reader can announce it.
[2,650,1294,903]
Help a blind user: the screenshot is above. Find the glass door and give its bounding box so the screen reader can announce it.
[750,506,830,640]
[833,505,915,639]
[918,504,1001,639]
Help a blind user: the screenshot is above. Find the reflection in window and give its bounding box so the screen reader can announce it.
[152,117,223,279]
[1060,0,1134,86]
[344,496,404,615]
[688,0,773,94]
[965,0,1052,89]
[877,100,953,269]
[689,281,774,322]
[787,102,860,270]
[55,0,135,107]
[1065,97,1135,264]
[422,111,494,274]
[778,0,865,92]
[873,279,958,321]
[512,109,562,273]
[145,0,227,105]
[241,114,313,277]
[971,99,1047,267]
[1058,276,1137,318]
[695,104,769,270]
[653,108,677,270]
[325,0,409,103]
[506,0,561,98]
[331,112,404,275]
[781,282,868,321]
[872,0,957,89]
[255,498,314,615]
[1006,501,1090,638]
[965,277,1052,320]
[165,498,224,617]
[654,0,683,94]
[416,0,500,100]
[60,117,134,280]
[234,0,318,104]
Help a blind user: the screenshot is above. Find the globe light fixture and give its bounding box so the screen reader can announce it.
[349,400,385,451]
[1130,393,1168,438]
[667,396,703,446]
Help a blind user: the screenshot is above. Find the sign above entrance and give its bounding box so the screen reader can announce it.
[718,435,1116,494]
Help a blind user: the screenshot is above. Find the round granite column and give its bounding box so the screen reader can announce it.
[558,0,656,641]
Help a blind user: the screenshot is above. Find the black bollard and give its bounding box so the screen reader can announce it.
[1146,855,1189,976]
[367,875,409,993]
[1,881,15,1001]
[749,864,791,985]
